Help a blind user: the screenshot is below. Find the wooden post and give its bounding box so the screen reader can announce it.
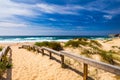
[83,63,88,80]
[61,55,65,68]
[28,46,30,51]
[49,52,52,59]
[41,49,44,56]
[33,46,35,51]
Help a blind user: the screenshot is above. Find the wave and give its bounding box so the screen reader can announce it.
[0,36,109,43]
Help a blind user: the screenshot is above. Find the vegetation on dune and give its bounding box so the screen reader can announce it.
[65,38,119,64]
[112,46,120,49]
[65,38,102,48]
[77,38,88,41]
[81,48,115,64]
[64,40,81,47]
[0,56,12,77]
[90,40,102,47]
[99,50,114,64]
[0,47,3,51]
[35,41,49,47]
[35,41,63,51]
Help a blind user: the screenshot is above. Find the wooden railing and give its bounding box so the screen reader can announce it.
[21,45,120,80]
[0,46,12,60]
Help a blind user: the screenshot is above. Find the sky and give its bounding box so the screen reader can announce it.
[0,0,120,36]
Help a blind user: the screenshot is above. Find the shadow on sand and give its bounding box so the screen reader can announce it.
[42,52,94,80]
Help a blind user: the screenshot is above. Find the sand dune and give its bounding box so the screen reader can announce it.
[0,38,120,80]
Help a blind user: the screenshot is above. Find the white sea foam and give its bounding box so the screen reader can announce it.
[0,36,108,43]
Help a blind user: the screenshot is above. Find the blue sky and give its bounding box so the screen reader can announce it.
[0,0,120,36]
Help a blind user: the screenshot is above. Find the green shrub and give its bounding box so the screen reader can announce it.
[65,39,89,48]
[78,38,88,41]
[90,40,102,47]
[65,38,102,48]
[35,41,63,51]
[35,41,49,47]
[100,50,114,64]
[81,46,114,64]
[0,47,2,51]
[0,56,12,77]
[65,40,80,47]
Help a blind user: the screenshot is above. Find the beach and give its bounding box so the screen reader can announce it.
[0,38,120,80]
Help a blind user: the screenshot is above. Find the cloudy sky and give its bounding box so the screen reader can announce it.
[0,0,120,36]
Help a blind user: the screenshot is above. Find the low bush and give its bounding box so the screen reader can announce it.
[99,50,114,64]
[0,56,12,77]
[78,38,88,41]
[35,41,63,51]
[65,40,80,47]
[90,40,102,47]
[0,47,2,51]
[35,41,49,47]
[81,47,114,64]
[65,38,102,48]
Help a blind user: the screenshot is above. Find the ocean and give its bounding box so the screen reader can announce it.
[0,36,109,43]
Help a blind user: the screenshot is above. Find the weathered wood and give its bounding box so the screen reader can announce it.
[49,52,52,59]
[61,51,120,75]
[21,45,120,76]
[0,46,11,60]
[41,49,44,56]
[0,52,3,60]
[60,55,65,68]
[41,47,60,56]
[83,63,88,80]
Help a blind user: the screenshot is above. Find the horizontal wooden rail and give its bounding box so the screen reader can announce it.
[21,45,120,80]
[41,47,61,56]
[61,51,120,75]
[0,46,11,60]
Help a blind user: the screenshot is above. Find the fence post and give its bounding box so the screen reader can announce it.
[41,49,44,56]
[49,52,52,59]
[83,63,88,80]
[60,55,65,68]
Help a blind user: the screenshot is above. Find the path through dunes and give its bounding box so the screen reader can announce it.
[2,45,83,80]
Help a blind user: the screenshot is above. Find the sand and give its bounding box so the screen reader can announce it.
[1,44,83,80]
[0,38,120,80]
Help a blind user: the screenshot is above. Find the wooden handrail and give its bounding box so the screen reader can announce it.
[21,45,120,80]
[0,46,11,60]
[61,51,120,75]
[41,47,61,56]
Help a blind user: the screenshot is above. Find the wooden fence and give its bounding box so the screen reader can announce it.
[0,46,12,60]
[21,45,120,80]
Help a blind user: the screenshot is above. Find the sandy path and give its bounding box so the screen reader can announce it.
[8,45,83,80]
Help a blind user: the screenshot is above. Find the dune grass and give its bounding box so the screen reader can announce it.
[35,41,63,51]
[81,48,115,64]
[65,38,102,48]
[90,40,102,47]
[0,47,2,51]
[0,56,12,77]
[64,40,82,47]
[65,38,117,64]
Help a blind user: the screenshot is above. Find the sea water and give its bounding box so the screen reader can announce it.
[0,36,109,43]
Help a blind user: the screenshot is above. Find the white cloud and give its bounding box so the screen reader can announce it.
[83,0,120,16]
[48,18,56,21]
[0,0,38,19]
[103,15,112,19]
[0,0,84,29]
[36,3,83,15]
[0,22,28,27]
